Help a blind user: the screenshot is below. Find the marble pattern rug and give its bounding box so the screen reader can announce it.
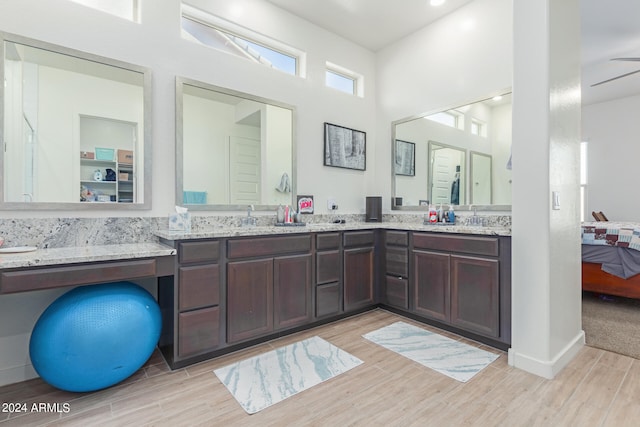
[213,336,363,414]
[363,321,498,383]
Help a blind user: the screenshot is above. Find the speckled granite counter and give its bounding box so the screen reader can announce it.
[154,221,511,241]
[0,243,176,270]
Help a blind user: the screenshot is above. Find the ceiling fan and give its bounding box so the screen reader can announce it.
[591,58,640,87]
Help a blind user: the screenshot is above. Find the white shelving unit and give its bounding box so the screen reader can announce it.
[79,115,137,203]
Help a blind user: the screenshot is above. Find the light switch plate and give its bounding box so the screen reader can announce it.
[552,191,560,210]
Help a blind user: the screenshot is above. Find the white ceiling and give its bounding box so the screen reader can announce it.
[265,0,640,106]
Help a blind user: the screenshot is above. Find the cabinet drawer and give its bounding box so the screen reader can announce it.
[178,265,219,311]
[386,247,408,278]
[413,233,499,257]
[386,231,408,246]
[316,250,341,284]
[317,232,341,250]
[178,306,220,356]
[228,235,311,259]
[178,241,220,264]
[385,276,408,309]
[316,282,341,318]
[344,231,375,248]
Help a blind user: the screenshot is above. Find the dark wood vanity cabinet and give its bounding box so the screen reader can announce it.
[383,230,409,309]
[315,233,343,318]
[410,233,511,346]
[162,228,510,369]
[343,231,376,312]
[226,235,312,344]
[174,240,222,358]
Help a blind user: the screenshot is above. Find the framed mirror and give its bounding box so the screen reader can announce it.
[392,91,512,211]
[1,32,152,210]
[176,77,295,211]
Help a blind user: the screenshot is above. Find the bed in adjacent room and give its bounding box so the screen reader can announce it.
[582,222,640,299]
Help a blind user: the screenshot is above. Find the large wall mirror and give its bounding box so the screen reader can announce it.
[392,91,512,211]
[1,32,152,210]
[176,77,295,210]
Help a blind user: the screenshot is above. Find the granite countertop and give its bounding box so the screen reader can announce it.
[0,243,176,270]
[154,221,511,240]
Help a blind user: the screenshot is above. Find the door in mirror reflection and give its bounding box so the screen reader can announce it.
[428,141,466,206]
[470,151,492,205]
[2,35,147,206]
[179,80,294,209]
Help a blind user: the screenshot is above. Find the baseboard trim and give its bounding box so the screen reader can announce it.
[508,329,585,379]
[0,363,38,388]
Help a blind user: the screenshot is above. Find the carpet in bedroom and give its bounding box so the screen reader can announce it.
[582,291,640,359]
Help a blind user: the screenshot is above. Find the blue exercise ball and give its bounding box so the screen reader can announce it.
[29,281,161,392]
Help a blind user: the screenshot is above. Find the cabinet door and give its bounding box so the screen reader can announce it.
[451,255,499,337]
[274,254,312,330]
[413,250,450,321]
[344,247,374,311]
[227,259,273,343]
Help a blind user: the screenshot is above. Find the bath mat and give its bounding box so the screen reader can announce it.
[214,336,363,414]
[363,321,498,382]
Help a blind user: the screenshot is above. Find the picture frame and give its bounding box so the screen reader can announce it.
[395,140,415,176]
[324,122,366,171]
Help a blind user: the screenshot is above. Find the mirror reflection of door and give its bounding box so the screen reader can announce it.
[229,136,261,205]
[428,142,465,206]
[471,152,492,205]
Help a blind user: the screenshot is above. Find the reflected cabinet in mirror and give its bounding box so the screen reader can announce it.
[176,77,295,210]
[1,32,152,209]
[392,91,512,211]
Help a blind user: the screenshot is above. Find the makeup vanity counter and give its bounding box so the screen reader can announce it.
[154,220,511,369]
[0,243,176,294]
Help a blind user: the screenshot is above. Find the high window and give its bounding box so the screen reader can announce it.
[181,5,304,77]
[69,0,139,22]
[325,62,363,97]
[425,110,464,130]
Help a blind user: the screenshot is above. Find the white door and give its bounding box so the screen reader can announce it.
[229,136,261,205]
[431,149,457,205]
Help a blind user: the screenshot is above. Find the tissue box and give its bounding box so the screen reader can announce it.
[168,212,191,233]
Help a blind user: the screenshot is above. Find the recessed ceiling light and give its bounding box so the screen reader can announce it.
[430,0,446,6]
[492,95,503,101]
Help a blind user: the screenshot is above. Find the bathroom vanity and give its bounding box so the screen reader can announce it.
[156,222,511,369]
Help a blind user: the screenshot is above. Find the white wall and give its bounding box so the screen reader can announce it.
[582,94,640,221]
[375,0,513,209]
[0,0,377,217]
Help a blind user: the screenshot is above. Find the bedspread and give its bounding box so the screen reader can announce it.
[581,221,640,251]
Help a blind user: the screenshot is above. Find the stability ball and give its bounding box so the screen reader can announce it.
[29,281,161,392]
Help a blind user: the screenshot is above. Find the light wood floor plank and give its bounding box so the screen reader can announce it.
[1,308,639,426]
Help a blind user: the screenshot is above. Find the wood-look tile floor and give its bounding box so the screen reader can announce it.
[1,309,639,427]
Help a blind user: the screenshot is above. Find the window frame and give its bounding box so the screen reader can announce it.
[325,62,363,97]
[181,4,306,78]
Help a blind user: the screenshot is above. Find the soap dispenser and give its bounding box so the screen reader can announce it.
[448,205,456,223]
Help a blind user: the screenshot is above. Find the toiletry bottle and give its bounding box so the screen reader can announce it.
[277,204,285,223]
[438,204,444,222]
[429,205,438,223]
[448,205,455,223]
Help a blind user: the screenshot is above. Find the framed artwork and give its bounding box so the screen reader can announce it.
[395,140,415,176]
[324,122,366,171]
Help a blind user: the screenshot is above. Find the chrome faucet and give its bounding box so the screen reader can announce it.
[22,193,33,202]
[241,205,257,227]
